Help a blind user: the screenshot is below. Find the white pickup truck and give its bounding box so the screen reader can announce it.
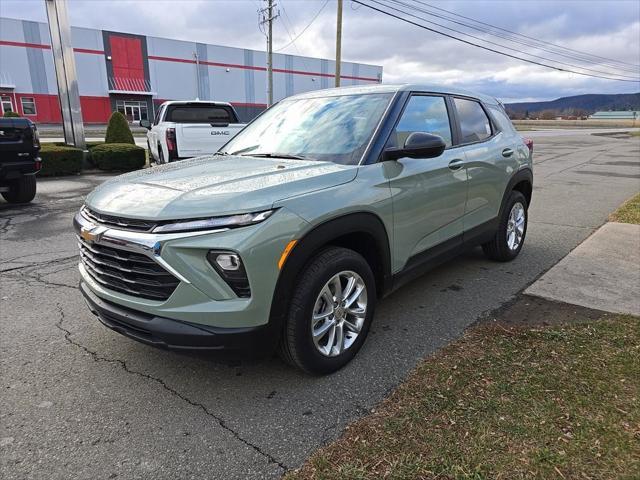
[140,101,246,164]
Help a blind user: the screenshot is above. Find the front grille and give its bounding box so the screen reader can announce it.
[78,238,179,301]
[83,208,157,232]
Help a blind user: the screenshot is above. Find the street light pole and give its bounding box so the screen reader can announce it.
[335,0,343,87]
[44,0,85,149]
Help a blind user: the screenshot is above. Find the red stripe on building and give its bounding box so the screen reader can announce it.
[0,40,104,54]
[13,93,111,124]
[148,54,379,82]
[0,40,50,49]
[73,48,105,55]
[231,102,268,108]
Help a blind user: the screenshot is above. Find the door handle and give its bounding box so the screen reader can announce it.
[502,148,514,157]
[448,159,464,171]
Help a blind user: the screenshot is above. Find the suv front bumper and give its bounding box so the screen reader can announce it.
[81,281,277,351]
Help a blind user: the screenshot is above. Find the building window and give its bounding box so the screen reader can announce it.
[1,95,13,114]
[115,100,148,122]
[21,97,37,116]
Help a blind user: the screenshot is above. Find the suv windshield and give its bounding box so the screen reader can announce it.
[220,93,393,165]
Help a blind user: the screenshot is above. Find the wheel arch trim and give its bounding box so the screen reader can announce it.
[268,211,392,329]
[500,168,533,217]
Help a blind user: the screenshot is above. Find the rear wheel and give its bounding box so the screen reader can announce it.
[482,190,528,261]
[279,247,376,374]
[1,175,36,204]
[158,144,165,164]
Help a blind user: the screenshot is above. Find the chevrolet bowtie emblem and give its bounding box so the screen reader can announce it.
[80,227,100,243]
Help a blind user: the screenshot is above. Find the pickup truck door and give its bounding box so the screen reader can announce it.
[386,94,467,271]
[149,104,165,160]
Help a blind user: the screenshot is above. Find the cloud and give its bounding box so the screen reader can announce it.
[1,0,638,101]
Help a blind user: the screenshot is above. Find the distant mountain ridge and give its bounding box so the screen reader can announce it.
[505,93,640,115]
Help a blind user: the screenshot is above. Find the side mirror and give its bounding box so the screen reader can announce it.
[384,132,446,161]
[139,119,151,129]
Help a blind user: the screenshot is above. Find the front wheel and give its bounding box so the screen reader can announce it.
[482,190,528,261]
[279,247,376,374]
[1,175,36,204]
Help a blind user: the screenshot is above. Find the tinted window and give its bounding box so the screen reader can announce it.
[153,105,164,125]
[488,105,516,134]
[166,106,233,123]
[389,95,452,149]
[454,98,492,143]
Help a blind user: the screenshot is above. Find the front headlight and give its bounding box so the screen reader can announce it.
[152,210,275,234]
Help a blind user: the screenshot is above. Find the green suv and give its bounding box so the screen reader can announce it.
[74,85,533,374]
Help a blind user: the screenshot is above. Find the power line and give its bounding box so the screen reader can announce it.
[391,0,640,74]
[278,1,315,74]
[417,0,640,70]
[367,0,640,81]
[274,0,329,52]
[352,0,640,83]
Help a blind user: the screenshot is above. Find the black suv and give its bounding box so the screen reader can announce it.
[0,117,41,204]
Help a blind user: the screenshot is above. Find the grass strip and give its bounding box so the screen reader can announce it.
[287,315,640,480]
[610,193,640,225]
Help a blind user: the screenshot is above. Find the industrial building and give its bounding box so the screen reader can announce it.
[588,111,639,120]
[0,16,383,123]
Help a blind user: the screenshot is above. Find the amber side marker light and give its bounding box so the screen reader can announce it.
[278,240,298,269]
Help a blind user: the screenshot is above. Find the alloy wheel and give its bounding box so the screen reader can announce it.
[311,271,367,357]
[506,202,526,251]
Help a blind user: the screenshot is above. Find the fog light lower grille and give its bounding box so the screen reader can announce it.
[207,250,250,298]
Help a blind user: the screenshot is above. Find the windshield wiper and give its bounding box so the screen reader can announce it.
[241,152,312,161]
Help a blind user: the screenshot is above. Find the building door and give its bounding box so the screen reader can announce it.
[116,100,148,122]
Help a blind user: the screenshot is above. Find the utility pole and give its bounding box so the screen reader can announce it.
[335,0,343,87]
[193,51,200,100]
[259,0,278,106]
[45,0,85,149]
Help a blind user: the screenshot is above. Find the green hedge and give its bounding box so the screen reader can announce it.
[91,143,145,171]
[105,111,135,144]
[3,111,20,118]
[54,141,103,149]
[39,144,83,177]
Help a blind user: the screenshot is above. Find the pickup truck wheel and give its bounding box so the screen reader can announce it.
[158,145,165,164]
[279,247,376,374]
[482,190,528,262]
[1,175,36,204]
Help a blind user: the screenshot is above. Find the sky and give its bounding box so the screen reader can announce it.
[1,0,639,102]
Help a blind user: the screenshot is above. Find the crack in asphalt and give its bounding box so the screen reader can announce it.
[0,216,13,235]
[0,254,79,274]
[53,304,289,473]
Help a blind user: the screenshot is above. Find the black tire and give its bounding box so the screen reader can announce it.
[482,190,528,262]
[1,175,36,204]
[278,247,376,375]
[158,144,165,164]
[147,140,154,165]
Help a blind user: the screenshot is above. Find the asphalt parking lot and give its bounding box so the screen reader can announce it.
[1,132,639,479]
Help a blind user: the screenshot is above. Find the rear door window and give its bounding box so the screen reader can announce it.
[454,98,492,144]
[165,105,234,124]
[488,105,517,134]
[388,95,452,149]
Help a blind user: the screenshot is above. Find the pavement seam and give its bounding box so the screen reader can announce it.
[53,303,289,473]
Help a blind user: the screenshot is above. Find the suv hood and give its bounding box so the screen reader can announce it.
[86,155,357,220]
